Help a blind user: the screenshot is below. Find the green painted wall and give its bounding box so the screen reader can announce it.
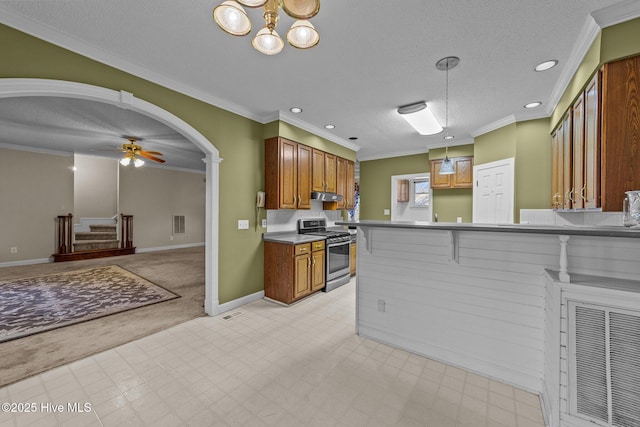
[359,154,429,220]
[515,119,552,222]
[474,124,516,165]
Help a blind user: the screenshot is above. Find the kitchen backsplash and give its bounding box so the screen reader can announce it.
[520,209,623,226]
[266,200,343,232]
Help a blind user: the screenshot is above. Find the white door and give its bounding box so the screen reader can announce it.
[473,158,514,224]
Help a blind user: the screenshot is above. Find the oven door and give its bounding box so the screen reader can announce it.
[326,241,350,282]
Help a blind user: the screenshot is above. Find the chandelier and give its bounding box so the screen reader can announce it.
[213,0,320,55]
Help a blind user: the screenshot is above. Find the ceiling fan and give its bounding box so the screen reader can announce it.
[119,137,165,167]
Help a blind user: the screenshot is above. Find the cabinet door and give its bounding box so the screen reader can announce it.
[350,243,356,276]
[453,157,474,188]
[584,72,601,209]
[279,138,298,209]
[562,112,573,209]
[397,179,410,202]
[430,160,451,188]
[551,129,562,209]
[572,93,585,209]
[600,58,640,211]
[311,250,325,292]
[324,153,337,193]
[336,157,347,209]
[294,254,311,300]
[297,144,312,209]
[312,149,325,192]
[345,160,355,209]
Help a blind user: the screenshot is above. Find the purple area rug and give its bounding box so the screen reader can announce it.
[0,265,179,343]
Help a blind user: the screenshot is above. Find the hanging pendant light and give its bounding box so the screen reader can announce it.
[436,56,459,175]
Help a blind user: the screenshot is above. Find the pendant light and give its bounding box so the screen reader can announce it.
[436,56,459,175]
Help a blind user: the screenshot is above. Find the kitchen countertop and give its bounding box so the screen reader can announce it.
[262,231,326,244]
[336,220,640,239]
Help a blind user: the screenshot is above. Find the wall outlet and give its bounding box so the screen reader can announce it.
[10,247,17,254]
[384,209,390,216]
[238,219,249,230]
[262,219,267,228]
[457,217,463,223]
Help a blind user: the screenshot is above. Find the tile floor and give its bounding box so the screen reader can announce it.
[0,280,546,427]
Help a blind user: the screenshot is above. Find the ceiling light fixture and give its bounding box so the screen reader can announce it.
[524,101,542,109]
[534,60,558,72]
[436,56,460,175]
[324,124,335,129]
[290,107,303,113]
[397,102,443,136]
[213,0,320,55]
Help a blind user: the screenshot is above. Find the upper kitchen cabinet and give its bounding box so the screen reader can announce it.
[430,156,474,189]
[335,157,356,209]
[312,149,337,194]
[601,55,640,211]
[551,55,640,212]
[265,137,312,210]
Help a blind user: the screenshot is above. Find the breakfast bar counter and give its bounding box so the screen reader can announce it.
[336,220,640,427]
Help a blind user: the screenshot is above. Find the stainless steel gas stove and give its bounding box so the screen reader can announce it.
[298,218,351,292]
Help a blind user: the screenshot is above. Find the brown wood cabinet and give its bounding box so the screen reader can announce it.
[264,239,325,304]
[430,156,474,189]
[551,55,640,212]
[265,137,312,210]
[312,150,337,193]
[350,242,356,276]
[601,56,640,211]
[345,160,355,209]
[397,179,410,202]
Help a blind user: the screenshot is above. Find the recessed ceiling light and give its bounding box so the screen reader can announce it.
[349,137,358,141]
[289,107,303,113]
[324,124,335,129]
[444,135,455,140]
[534,60,558,72]
[524,101,542,109]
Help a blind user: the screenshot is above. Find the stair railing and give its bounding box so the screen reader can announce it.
[121,214,134,248]
[56,213,73,254]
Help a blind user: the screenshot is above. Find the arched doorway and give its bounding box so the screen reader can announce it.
[0,78,221,315]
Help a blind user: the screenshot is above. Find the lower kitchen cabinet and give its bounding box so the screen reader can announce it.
[264,240,325,304]
[350,242,356,276]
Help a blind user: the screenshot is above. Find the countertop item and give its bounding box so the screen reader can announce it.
[262,231,326,244]
[336,220,640,239]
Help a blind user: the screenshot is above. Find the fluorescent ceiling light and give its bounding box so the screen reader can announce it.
[534,60,558,72]
[397,102,443,135]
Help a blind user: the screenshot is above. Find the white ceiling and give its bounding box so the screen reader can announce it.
[1,0,639,169]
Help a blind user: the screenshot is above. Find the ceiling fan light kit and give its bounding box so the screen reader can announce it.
[120,137,165,167]
[213,0,320,55]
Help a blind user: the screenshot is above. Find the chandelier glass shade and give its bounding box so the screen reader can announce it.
[213,0,320,54]
[120,154,145,168]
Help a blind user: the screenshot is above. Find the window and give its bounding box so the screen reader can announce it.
[412,178,430,207]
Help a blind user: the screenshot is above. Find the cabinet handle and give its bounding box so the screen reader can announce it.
[308,258,311,267]
[581,186,587,202]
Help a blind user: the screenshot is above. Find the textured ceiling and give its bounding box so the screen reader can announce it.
[0,0,639,168]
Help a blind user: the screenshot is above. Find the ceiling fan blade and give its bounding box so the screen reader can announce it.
[140,150,163,155]
[138,152,166,163]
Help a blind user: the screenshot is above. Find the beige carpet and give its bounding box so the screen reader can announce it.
[0,246,204,387]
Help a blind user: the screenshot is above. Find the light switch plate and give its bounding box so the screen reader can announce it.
[384,209,390,216]
[238,220,249,230]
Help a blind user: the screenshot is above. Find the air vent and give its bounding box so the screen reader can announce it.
[222,311,243,321]
[569,302,640,427]
[173,215,185,234]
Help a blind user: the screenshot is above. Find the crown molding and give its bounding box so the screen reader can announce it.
[0,141,73,157]
[471,115,516,138]
[275,111,361,152]
[592,0,640,28]
[357,147,428,162]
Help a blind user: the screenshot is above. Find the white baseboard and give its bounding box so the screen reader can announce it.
[218,290,265,314]
[135,242,205,253]
[0,257,52,268]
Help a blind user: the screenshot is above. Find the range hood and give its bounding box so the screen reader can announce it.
[311,191,343,201]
